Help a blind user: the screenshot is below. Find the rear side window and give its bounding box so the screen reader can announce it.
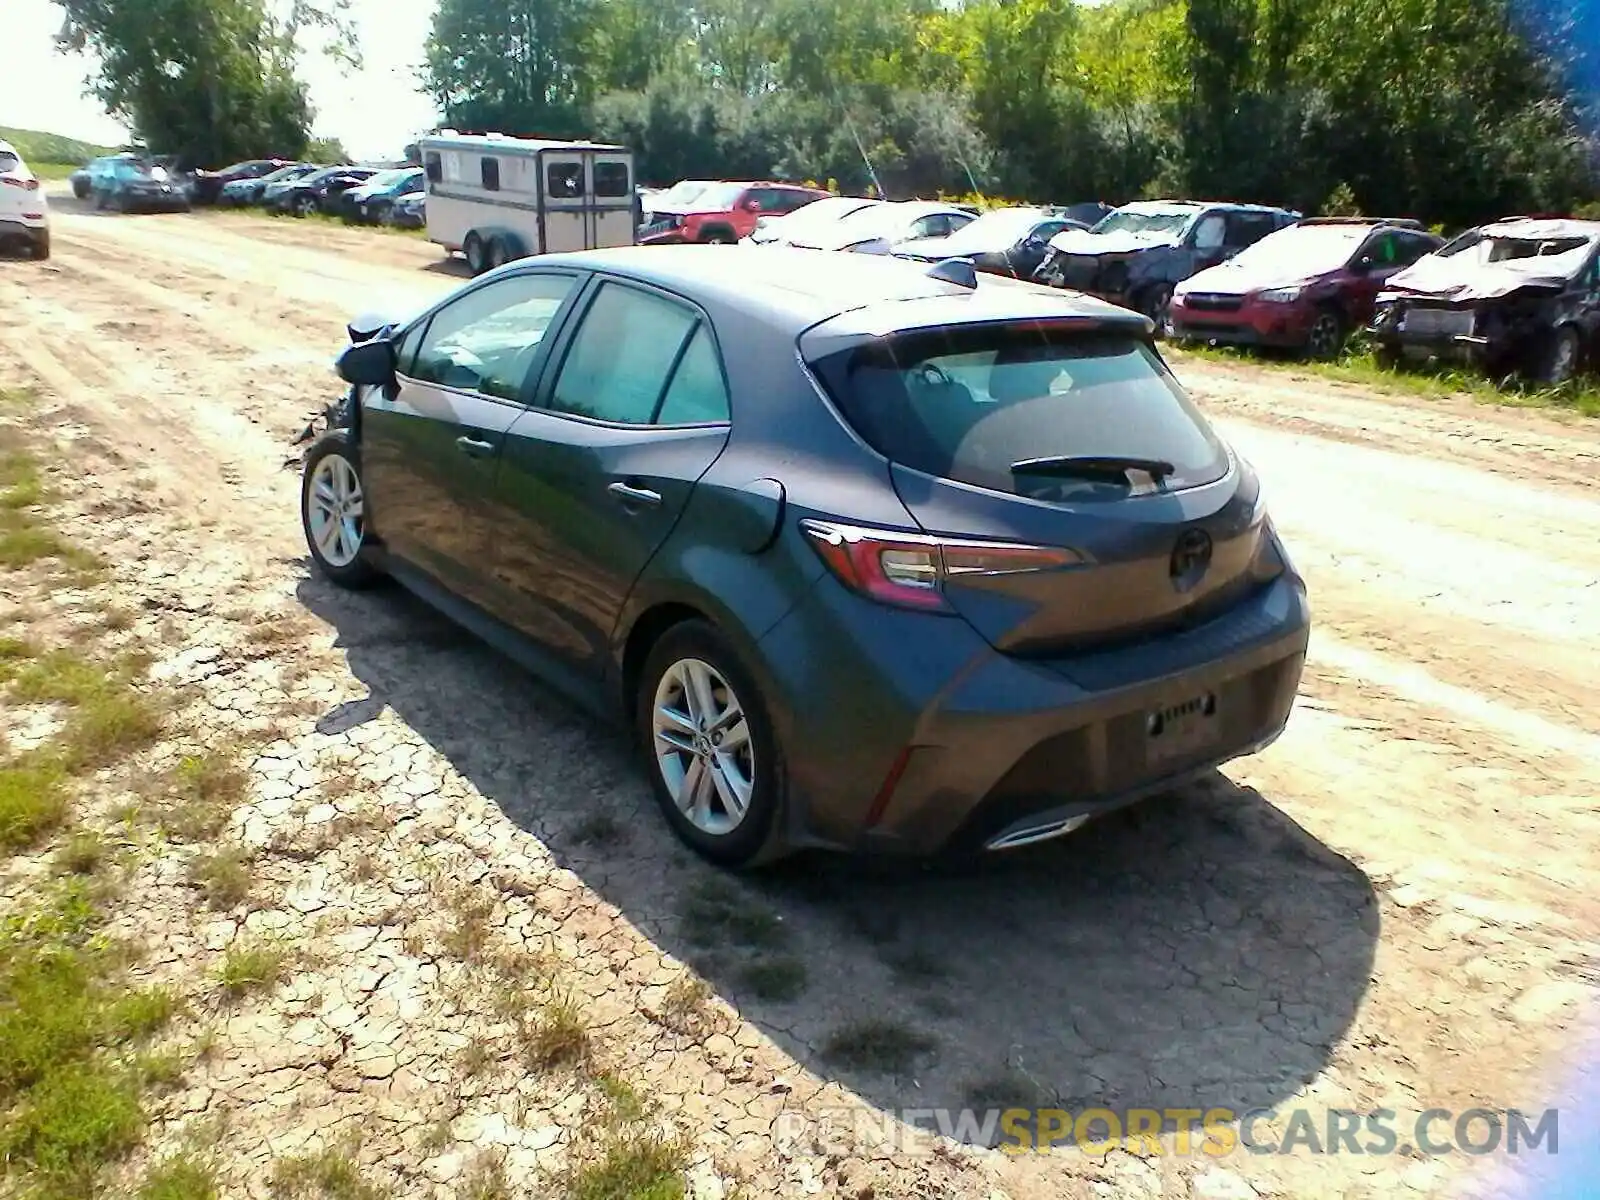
[812,328,1229,502]
[424,153,442,184]
[547,163,583,199]
[0,151,20,172]
[480,157,500,192]
[594,161,629,197]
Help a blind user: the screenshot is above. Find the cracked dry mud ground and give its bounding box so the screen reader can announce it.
[1,197,1598,1200]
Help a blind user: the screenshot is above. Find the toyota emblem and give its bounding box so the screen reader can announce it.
[1169,528,1213,591]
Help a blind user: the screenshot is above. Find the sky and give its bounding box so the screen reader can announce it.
[0,0,440,161]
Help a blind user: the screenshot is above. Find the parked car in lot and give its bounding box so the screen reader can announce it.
[89,156,191,213]
[892,205,1088,278]
[387,191,425,230]
[69,163,93,199]
[270,166,379,217]
[1368,217,1600,384]
[0,139,50,259]
[219,162,315,206]
[190,158,294,206]
[300,246,1309,867]
[638,180,714,228]
[745,195,883,246]
[1170,218,1442,358]
[1034,200,1300,329]
[341,167,424,224]
[637,181,830,245]
[783,199,975,254]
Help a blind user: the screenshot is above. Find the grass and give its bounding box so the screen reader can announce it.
[564,1128,689,1200]
[217,940,288,999]
[457,1152,514,1200]
[519,991,592,1071]
[440,885,496,961]
[269,1139,385,1200]
[53,829,109,876]
[821,1018,937,1075]
[1173,340,1600,418]
[0,761,70,853]
[221,202,427,241]
[660,972,712,1033]
[188,845,254,908]
[679,877,787,951]
[139,1155,221,1199]
[0,883,175,1195]
[1,427,102,574]
[738,955,808,1002]
[155,750,248,841]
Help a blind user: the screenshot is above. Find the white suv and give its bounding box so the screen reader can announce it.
[0,139,51,260]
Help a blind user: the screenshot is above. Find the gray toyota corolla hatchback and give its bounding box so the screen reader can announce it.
[302,246,1309,868]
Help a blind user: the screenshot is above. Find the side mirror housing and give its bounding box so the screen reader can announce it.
[1352,254,1376,273]
[337,338,397,387]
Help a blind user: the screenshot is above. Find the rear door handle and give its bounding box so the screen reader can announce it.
[608,481,662,508]
[455,435,495,458]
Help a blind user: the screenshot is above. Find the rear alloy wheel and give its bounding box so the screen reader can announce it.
[639,621,787,868]
[486,237,507,270]
[1305,308,1346,360]
[301,432,381,589]
[294,194,317,218]
[1537,327,1581,386]
[464,233,487,275]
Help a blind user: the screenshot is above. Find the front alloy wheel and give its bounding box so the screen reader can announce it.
[301,432,380,588]
[1306,310,1345,360]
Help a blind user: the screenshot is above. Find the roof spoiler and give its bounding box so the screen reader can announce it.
[1300,216,1425,229]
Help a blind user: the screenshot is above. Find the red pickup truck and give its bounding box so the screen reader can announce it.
[638,180,830,245]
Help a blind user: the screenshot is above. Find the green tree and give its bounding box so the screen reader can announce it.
[55,0,353,168]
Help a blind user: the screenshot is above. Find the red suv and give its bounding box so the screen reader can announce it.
[1170,218,1443,357]
[638,181,830,245]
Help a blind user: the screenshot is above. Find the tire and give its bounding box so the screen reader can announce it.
[1139,283,1175,338]
[464,232,487,275]
[1374,342,1401,371]
[301,431,382,589]
[636,620,790,869]
[701,228,737,245]
[485,237,507,270]
[32,232,50,262]
[1534,326,1582,386]
[294,195,316,218]
[1304,307,1346,360]
[72,181,89,201]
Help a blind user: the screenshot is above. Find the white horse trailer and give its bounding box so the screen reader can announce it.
[418,133,636,274]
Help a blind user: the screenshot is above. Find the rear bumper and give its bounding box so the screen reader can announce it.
[756,571,1310,857]
[0,219,48,251]
[118,192,190,212]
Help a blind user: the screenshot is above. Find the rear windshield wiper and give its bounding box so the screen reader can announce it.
[1010,455,1176,480]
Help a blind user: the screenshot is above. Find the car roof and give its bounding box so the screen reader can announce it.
[1476,217,1600,241]
[0,140,15,155]
[537,245,1143,335]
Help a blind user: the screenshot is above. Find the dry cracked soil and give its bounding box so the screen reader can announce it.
[1,193,1598,1200]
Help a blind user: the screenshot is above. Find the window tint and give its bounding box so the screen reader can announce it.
[812,327,1229,502]
[594,161,629,197]
[480,157,500,192]
[410,274,577,400]
[1397,233,1437,265]
[1224,212,1278,246]
[1193,215,1226,250]
[550,284,699,424]
[424,153,442,184]
[910,214,949,239]
[656,327,731,424]
[547,162,583,199]
[0,152,18,172]
[393,321,428,378]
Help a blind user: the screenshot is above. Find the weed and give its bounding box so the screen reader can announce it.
[269,1139,385,1200]
[53,829,108,875]
[348,849,382,882]
[139,1154,220,1200]
[0,1060,144,1191]
[218,942,288,999]
[821,1018,937,1075]
[884,946,950,984]
[739,956,808,1002]
[132,1049,187,1090]
[571,811,625,847]
[456,1151,514,1200]
[679,877,787,950]
[595,1071,647,1124]
[188,845,254,909]
[659,973,711,1033]
[0,761,69,853]
[520,991,591,1071]
[157,751,247,841]
[421,1116,455,1155]
[440,886,496,962]
[457,1040,496,1078]
[106,987,178,1041]
[564,1128,688,1200]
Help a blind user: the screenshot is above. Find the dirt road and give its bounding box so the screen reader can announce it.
[2,198,1598,1199]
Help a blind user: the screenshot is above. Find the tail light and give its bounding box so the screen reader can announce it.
[800,519,1078,612]
[2,177,40,191]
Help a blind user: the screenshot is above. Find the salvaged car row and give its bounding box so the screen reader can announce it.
[55,132,1600,386]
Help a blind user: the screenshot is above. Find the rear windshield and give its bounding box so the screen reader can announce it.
[0,151,20,173]
[813,327,1230,502]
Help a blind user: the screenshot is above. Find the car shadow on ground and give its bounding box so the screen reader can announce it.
[421,257,473,280]
[294,571,1378,1142]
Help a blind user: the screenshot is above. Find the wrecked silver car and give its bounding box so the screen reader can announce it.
[1031,200,1298,329]
[1367,217,1600,384]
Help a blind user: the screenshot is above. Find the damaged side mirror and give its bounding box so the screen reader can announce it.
[336,338,397,388]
